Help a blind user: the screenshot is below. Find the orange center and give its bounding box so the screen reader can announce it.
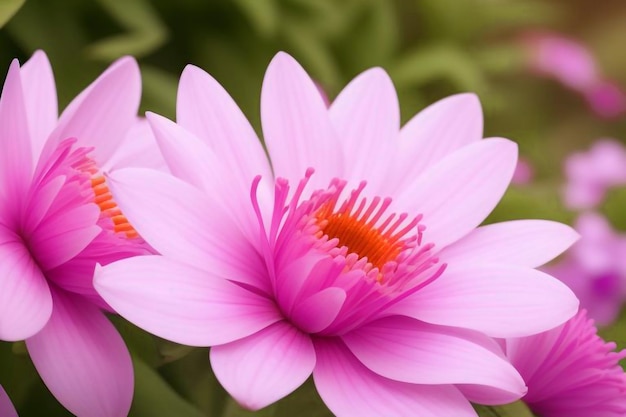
[91,176,138,239]
[315,202,404,271]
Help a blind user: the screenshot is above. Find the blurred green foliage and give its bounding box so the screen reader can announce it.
[0,0,625,416]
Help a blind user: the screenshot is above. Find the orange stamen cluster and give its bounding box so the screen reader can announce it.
[315,200,406,272]
[91,175,138,239]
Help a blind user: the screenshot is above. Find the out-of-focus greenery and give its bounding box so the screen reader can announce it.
[0,1,625,416]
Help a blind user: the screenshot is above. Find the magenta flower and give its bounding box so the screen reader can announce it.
[0,52,155,416]
[95,52,579,416]
[0,385,17,417]
[504,310,626,417]
[563,139,626,210]
[524,32,626,119]
[545,212,626,326]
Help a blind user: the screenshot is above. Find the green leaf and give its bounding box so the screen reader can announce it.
[474,401,535,417]
[0,0,25,28]
[86,0,167,60]
[129,357,205,417]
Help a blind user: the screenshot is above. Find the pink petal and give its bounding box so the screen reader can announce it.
[390,93,483,193]
[290,287,346,333]
[313,339,478,417]
[210,321,315,410]
[106,168,269,291]
[342,316,525,397]
[146,112,267,241]
[103,118,166,172]
[329,68,399,193]
[439,220,579,268]
[0,228,52,341]
[25,290,133,417]
[177,64,272,187]
[49,57,140,165]
[28,204,101,270]
[261,52,342,189]
[0,60,33,202]
[20,50,58,162]
[388,264,578,337]
[95,255,282,346]
[457,383,528,406]
[0,385,17,417]
[393,138,517,249]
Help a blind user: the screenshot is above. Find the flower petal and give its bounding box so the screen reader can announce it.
[388,264,579,337]
[342,315,525,398]
[95,255,282,346]
[313,339,477,417]
[28,204,101,270]
[106,167,269,291]
[393,138,517,249]
[0,60,33,204]
[390,93,483,193]
[25,290,133,417]
[177,64,272,186]
[49,57,140,164]
[0,385,17,417]
[102,118,166,172]
[261,52,342,189]
[329,68,399,193]
[20,50,58,162]
[210,321,315,410]
[290,287,346,333]
[0,227,52,341]
[439,220,579,268]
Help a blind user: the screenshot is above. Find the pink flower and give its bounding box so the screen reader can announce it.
[511,157,534,185]
[545,213,626,326]
[504,310,626,417]
[563,139,626,210]
[0,385,17,417]
[0,52,156,416]
[524,32,626,118]
[95,52,579,416]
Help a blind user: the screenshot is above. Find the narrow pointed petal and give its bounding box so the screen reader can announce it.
[394,138,517,249]
[329,68,399,193]
[390,94,483,192]
[102,118,166,171]
[388,264,579,337]
[0,385,17,417]
[313,339,477,417]
[211,321,315,410]
[177,64,272,186]
[342,316,525,397]
[261,52,342,189]
[26,290,133,417]
[0,60,33,202]
[21,50,58,161]
[50,57,140,164]
[439,220,580,268]
[95,255,282,346]
[106,168,269,291]
[0,228,52,341]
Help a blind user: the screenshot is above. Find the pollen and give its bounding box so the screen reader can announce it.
[91,175,138,239]
[314,182,419,273]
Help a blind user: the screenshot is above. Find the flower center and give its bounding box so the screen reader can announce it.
[90,176,138,239]
[314,182,416,273]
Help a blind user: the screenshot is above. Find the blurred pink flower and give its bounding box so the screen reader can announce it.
[504,310,626,417]
[524,32,626,118]
[0,52,156,416]
[0,385,17,417]
[511,157,534,185]
[545,212,626,326]
[563,139,626,209]
[96,52,579,416]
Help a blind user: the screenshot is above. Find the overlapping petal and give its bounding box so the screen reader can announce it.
[95,255,281,346]
[0,385,17,417]
[388,264,578,337]
[26,290,133,417]
[313,339,478,417]
[211,321,315,410]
